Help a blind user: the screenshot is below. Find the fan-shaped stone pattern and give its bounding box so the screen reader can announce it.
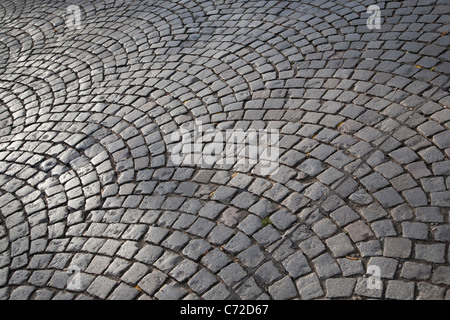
[0,0,449,300]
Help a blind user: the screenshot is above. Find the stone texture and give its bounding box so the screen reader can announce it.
[0,0,447,301]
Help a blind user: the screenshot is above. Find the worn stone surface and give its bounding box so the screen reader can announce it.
[0,0,448,301]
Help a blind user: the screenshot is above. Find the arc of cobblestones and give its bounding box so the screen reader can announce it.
[0,0,449,300]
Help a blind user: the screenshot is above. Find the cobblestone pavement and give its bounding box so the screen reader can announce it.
[0,0,449,300]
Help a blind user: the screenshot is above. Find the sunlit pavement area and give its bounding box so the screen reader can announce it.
[0,0,449,300]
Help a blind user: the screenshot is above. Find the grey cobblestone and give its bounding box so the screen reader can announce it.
[236,277,262,300]
[326,233,354,257]
[218,262,247,287]
[187,268,217,295]
[400,262,432,280]
[255,261,283,286]
[415,244,446,263]
[295,273,324,300]
[138,269,167,296]
[268,276,298,300]
[432,267,450,286]
[386,280,415,300]
[417,283,446,300]
[354,277,383,299]
[312,253,341,279]
[0,0,447,301]
[325,278,357,298]
[238,245,265,269]
[282,252,311,279]
[201,249,231,273]
[299,236,326,259]
[223,232,252,254]
[368,257,399,279]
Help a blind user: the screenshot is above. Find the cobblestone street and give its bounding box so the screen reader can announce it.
[0,0,449,300]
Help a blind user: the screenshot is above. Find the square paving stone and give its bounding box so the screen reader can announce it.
[383,237,412,258]
[169,259,198,282]
[356,240,382,257]
[263,183,290,202]
[390,173,418,191]
[430,191,450,208]
[354,277,383,299]
[134,245,164,264]
[187,268,218,295]
[86,276,117,299]
[345,220,375,242]
[330,205,360,227]
[417,283,446,300]
[432,266,450,286]
[237,245,265,269]
[161,231,190,251]
[400,262,432,280]
[401,222,428,240]
[198,201,226,219]
[415,244,446,263]
[431,161,450,175]
[236,277,263,300]
[121,263,149,285]
[371,220,397,238]
[137,269,167,296]
[253,225,281,247]
[85,256,112,275]
[402,187,428,207]
[282,251,311,279]
[281,193,310,214]
[108,283,140,300]
[321,195,345,212]
[373,187,405,208]
[187,217,216,237]
[153,252,182,273]
[325,151,353,169]
[299,236,326,259]
[248,178,272,195]
[386,280,415,300]
[210,186,238,203]
[172,213,197,230]
[389,147,419,164]
[325,233,355,257]
[270,209,297,231]
[219,207,245,228]
[202,283,231,300]
[337,258,365,276]
[297,158,326,176]
[414,207,444,223]
[255,261,283,286]
[229,191,259,211]
[154,281,188,300]
[201,248,231,273]
[312,218,337,239]
[361,172,390,192]
[295,273,324,300]
[325,278,357,298]
[368,257,398,279]
[237,214,262,236]
[304,182,330,201]
[182,239,212,261]
[208,224,235,245]
[433,225,450,242]
[312,253,341,279]
[223,232,252,254]
[268,276,298,300]
[28,270,54,287]
[218,262,247,287]
[420,177,446,192]
[228,173,254,189]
